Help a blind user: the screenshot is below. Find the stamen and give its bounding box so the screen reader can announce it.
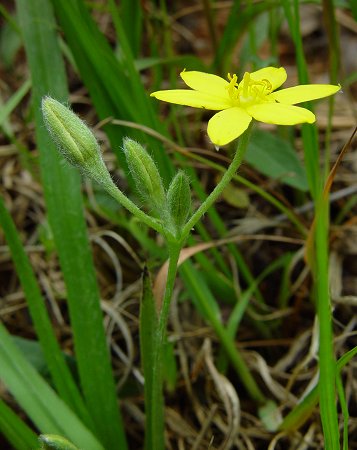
[226,73,238,100]
[261,79,272,93]
[242,72,250,97]
[226,72,272,106]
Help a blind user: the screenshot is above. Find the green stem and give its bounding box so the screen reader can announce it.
[150,243,181,450]
[181,123,253,241]
[100,170,164,234]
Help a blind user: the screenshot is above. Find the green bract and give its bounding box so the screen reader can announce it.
[123,138,166,212]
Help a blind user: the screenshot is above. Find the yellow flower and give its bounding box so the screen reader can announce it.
[150,67,340,146]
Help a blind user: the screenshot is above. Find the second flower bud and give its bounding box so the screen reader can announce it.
[123,138,166,214]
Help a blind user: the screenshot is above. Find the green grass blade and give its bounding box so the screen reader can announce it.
[213,0,273,74]
[0,324,104,450]
[114,0,143,58]
[322,0,340,177]
[279,347,357,433]
[180,261,267,405]
[282,0,320,199]
[282,2,340,447]
[0,196,93,428]
[0,398,38,450]
[15,0,127,448]
[0,78,31,128]
[279,386,319,432]
[315,201,340,449]
[217,254,291,373]
[337,345,357,450]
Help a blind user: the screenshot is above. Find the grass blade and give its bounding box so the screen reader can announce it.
[15,0,127,447]
[117,0,143,57]
[0,78,31,128]
[0,196,93,428]
[180,260,267,405]
[0,398,38,450]
[0,324,103,450]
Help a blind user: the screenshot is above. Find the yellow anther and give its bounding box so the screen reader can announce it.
[261,79,272,91]
[226,73,239,100]
[225,72,274,106]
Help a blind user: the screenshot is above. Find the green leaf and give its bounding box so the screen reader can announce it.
[0,197,88,418]
[118,0,142,57]
[0,196,90,426]
[0,324,104,450]
[0,398,38,450]
[15,0,127,448]
[246,129,309,191]
[352,0,357,21]
[0,79,31,129]
[0,9,22,69]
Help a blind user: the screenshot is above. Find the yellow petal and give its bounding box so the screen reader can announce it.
[150,90,231,110]
[207,107,252,146]
[249,67,287,90]
[180,71,229,98]
[270,84,340,104]
[246,103,315,125]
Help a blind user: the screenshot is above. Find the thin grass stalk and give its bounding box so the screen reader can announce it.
[322,0,340,177]
[315,199,340,449]
[202,0,218,52]
[282,1,340,446]
[336,346,357,450]
[179,263,267,404]
[282,0,320,200]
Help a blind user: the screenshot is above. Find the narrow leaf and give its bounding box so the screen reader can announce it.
[15,0,127,447]
[0,324,103,450]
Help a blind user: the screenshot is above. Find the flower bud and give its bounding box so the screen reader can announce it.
[167,170,191,233]
[41,97,108,182]
[39,434,79,450]
[123,138,165,211]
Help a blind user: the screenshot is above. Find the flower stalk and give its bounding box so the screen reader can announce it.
[180,122,253,243]
[149,242,181,450]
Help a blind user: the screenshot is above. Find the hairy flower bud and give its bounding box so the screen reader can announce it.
[41,97,109,183]
[167,170,191,234]
[123,138,165,211]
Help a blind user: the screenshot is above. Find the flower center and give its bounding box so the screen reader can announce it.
[226,72,273,107]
